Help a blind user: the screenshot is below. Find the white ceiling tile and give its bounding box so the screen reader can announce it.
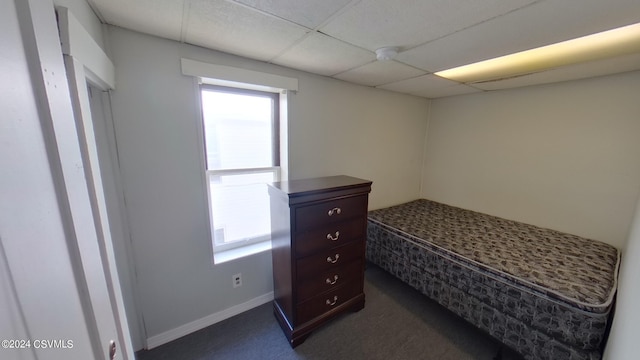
[333,60,426,87]
[398,0,640,72]
[271,33,374,76]
[319,0,537,51]
[185,0,308,61]
[378,74,481,98]
[90,0,184,41]
[377,74,459,93]
[92,0,640,98]
[472,53,640,91]
[231,0,353,29]
[415,84,482,99]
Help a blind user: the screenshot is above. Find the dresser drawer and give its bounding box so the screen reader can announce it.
[295,195,368,231]
[297,261,362,303]
[296,241,363,280]
[296,281,361,325]
[295,217,365,257]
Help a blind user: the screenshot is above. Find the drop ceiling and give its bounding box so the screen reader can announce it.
[87,0,640,98]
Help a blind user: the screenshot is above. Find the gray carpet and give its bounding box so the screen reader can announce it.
[136,264,523,360]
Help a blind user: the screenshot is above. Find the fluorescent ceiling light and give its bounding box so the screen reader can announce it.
[435,22,640,83]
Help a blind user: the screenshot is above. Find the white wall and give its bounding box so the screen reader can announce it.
[605,192,640,359]
[106,26,428,344]
[421,71,640,248]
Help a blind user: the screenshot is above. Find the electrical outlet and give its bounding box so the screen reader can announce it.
[232,273,242,288]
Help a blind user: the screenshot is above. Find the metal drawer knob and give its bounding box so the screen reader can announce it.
[327,207,342,216]
[326,275,339,285]
[326,296,338,306]
[326,231,340,241]
[326,254,340,263]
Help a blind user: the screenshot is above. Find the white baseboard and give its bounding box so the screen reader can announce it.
[146,291,274,349]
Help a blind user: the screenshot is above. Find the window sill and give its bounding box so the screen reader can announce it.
[213,240,272,265]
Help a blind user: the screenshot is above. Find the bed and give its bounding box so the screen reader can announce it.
[366,199,620,360]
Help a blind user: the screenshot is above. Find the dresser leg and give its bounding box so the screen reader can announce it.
[351,298,365,313]
[290,333,310,348]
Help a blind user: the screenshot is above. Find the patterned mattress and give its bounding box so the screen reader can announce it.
[366,199,620,360]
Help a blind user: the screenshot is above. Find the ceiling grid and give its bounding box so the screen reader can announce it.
[88,0,640,98]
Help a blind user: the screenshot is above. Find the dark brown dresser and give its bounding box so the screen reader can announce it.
[267,175,372,347]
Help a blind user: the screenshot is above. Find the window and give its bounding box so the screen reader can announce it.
[200,85,280,255]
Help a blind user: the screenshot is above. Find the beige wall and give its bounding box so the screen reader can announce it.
[288,74,428,209]
[107,26,428,343]
[421,71,640,248]
[604,193,640,359]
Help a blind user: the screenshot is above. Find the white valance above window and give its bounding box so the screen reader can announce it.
[181,58,298,93]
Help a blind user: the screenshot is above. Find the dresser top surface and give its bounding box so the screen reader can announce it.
[268,175,372,198]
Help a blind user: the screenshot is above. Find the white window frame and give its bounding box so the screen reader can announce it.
[201,85,281,256]
[182,59,296,263]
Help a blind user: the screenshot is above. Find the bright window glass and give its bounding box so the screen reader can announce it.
[201,90,275,170]
[201,86,279,252]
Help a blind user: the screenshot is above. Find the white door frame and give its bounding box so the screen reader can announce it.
[57,6,134,360]
[2,0,133,359]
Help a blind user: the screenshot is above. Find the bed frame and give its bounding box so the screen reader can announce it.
[366,199,619,360]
